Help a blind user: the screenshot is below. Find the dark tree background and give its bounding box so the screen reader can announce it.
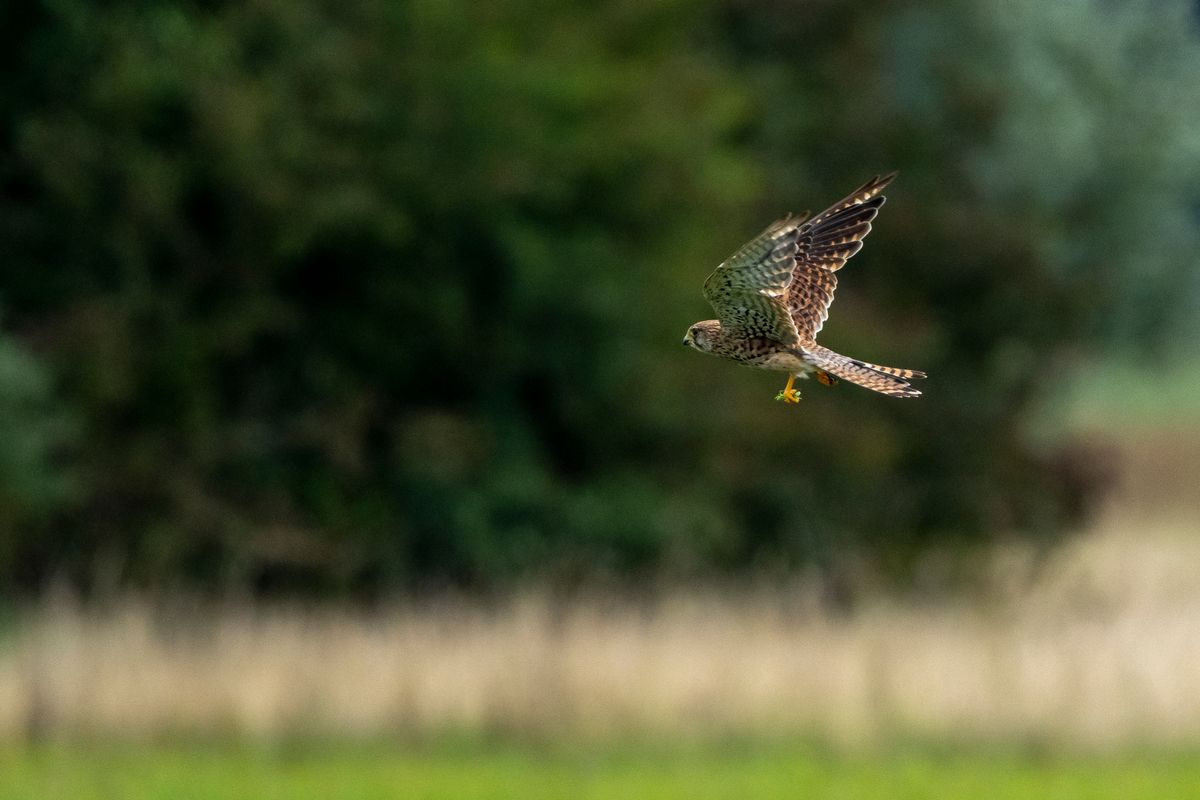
[1,0,1198,595]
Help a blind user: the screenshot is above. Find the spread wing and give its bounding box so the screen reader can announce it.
[787,173,895,341]
[702,216,803,345]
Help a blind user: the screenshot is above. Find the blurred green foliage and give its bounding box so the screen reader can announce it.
[1,0,1198,594]
[0,331,74,537]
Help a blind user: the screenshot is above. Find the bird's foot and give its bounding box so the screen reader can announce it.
[816,370,838,387]
[774,388,802,404]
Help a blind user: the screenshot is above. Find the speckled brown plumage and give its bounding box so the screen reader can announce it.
[683,174,926,402]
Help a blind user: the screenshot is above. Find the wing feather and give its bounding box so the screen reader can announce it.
[787,173,896,340]
[701,216,803,345]
[699,173,897,346]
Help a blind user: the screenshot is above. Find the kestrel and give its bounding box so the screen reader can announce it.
[682,173,925,402]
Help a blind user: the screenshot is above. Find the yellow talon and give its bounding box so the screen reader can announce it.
[816,369,838,387]
[774,374,802,404]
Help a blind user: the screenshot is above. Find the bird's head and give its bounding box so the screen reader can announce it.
[682,320,721,353]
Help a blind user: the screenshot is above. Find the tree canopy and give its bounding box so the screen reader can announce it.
[2,0,1198,595]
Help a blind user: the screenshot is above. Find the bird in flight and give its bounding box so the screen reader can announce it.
[682,173,925,403]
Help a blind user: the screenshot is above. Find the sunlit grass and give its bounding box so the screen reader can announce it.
[7,738,1200,800]
[0,368,1196,762]
[1039,355,1200,434]
[4,740,1200,800]
[2,503,1199,751]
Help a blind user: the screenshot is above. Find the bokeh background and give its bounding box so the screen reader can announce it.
[2,0,1200,796]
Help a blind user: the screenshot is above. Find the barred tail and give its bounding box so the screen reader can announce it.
[803,344,926,398]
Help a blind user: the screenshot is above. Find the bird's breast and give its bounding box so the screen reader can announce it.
[747,350,811,372]
[715,338,810,372]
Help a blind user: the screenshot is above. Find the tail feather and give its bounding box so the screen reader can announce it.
[802,344,926,398]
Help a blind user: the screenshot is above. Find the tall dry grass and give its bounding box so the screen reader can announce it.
[0,432,1197,748]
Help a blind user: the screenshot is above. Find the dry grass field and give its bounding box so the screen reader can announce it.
[1,427,1197,751]
[1,368,1199,796]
